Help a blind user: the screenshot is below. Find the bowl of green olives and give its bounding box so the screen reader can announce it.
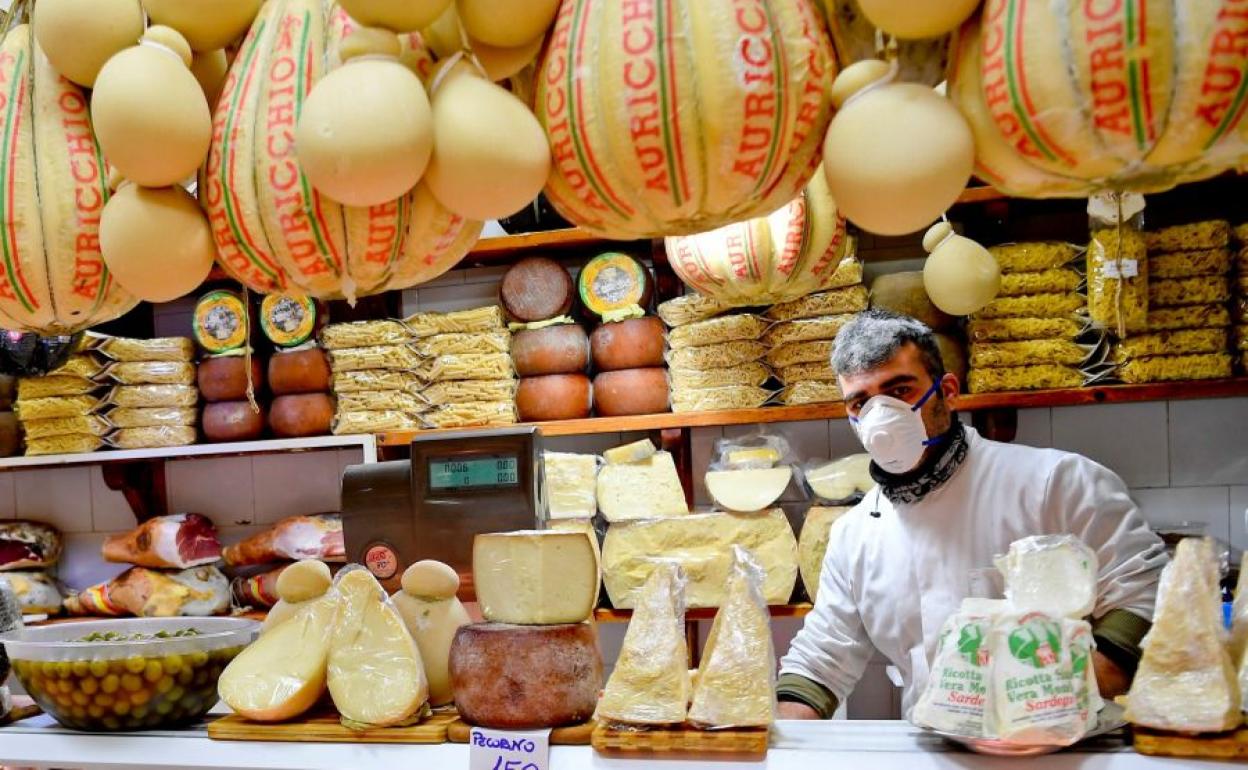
[1,617,257,731]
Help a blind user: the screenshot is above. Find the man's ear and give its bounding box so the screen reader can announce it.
[940,372,960,401]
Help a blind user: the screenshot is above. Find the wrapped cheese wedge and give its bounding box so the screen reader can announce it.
[101,513,221,570]
[705,467,793,512]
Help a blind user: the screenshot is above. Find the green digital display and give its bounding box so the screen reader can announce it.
[428,455,519,491]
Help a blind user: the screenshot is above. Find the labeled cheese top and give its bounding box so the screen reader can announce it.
[193,290,248,353]
[260,293,317,348]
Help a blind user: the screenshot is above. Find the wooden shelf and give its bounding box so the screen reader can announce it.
[595,603,813,623]
[0,434,378,471]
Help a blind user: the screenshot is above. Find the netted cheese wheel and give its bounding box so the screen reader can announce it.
[276,559,333,603]
[296,29,433,207]
[537,0,836,238]
[339,0,452,33]
[921,223,1001,316]
[91,26,212,187]
[99,184,215,303]
[425,63,549,220]
[32,0,144,87]
[856,0,979,39]
[190,49,229,108]
[141,0,261,51]
[457,0,558,48]
[470,33,544,82]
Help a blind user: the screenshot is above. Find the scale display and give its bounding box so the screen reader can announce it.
[427,454,520,492]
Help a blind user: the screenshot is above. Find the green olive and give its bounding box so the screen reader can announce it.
[89,660,109,677]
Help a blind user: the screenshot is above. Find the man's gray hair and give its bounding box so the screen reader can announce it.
[831,309,946,381]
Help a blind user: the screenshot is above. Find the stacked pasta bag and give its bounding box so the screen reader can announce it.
[98,336,199,449]
[1234,224,1248,374]
[14,343,109,456]
[325,319,427,434]
[666,313,773,412]
[968,242,1098,394]
[409,306,516,429]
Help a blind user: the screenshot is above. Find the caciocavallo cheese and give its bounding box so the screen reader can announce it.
[543,451,598,520]
[596,451,688,522]
[602,509,797,609]
[473,530,599,625]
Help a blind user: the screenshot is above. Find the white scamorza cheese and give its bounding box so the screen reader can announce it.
[392,561,471,708]
[473,530,599,624]
[996,535,1097,619]
[596,451,689,522]
[543,451,599,520]
[705,467,792,512]
[602,438,657,465]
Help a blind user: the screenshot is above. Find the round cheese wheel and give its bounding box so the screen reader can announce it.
[141,0,261,51]
[260,294,319,348]
[592,368,670,417]
[500,256,574,322]
[198,356,264,402]
[516,374,591,422]
[457,0,559,48]
[449,622,602,729]
[194,290,250,354]
[577,252,652,319]
[203,401,266,443]
[338,0,451,33]
[510,324,589,376]
[275,560,332,604]
[268,348,331,395]
[921,223,1001,316]
[590,317,665,372]
[269,394,334,438]
[32,0,144,88]
[99,184,215,303]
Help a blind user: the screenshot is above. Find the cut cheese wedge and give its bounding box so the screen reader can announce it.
[705,467,792,512]
[603,438,657,465]
[218,593,339,721]
[597,452,688,521]
[327,569,428,727]
[473,530,599,624]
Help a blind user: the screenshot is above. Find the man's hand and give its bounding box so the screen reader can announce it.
[1092,650,1131,699]
[778,701,822,720]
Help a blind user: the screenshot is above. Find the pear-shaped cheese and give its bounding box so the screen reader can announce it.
[277,560,333,603]
[394,560,470,707]
[705,467,792,512]
[921,222,1001,316]
[856,0,980,40]
[190,49,229,108]
[339,0,451,33]
[328,569,429,727]
[457,0,558,48]
[469,33,544,82]
[141,0,262,51]
[32,0,143,87]
[219,593,339,721]
[99,183,215,303]
[419,3,464,59]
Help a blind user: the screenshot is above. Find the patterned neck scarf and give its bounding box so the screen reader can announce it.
[869,420,969,506]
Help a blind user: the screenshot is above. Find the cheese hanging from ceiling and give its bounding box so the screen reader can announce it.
[473,530,599,625]
[596,452,689,522]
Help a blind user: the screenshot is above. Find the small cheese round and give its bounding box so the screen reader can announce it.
[510,324,589,376]
[922,222,1002,316]
[268,348,331,395]
[338,0,450,32]
[203,401,266,442]
[856,0,979,39]
[276,560,332,603]
[469,32,544,82]
[516,374,591,422]
[32,0,144,88]
[449,622,602,729]
[198,356,264,402]
[190,48,229,107]
[869,271,956,331]
[592,368,669,416]
[269,394,334,438]
[401,559,459,600]
[500,256,574,323]
[99,184,215,303]
[141,0,261,51]
[590,317,665,371]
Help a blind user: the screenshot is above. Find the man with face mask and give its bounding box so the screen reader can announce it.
[776,310,1168,720]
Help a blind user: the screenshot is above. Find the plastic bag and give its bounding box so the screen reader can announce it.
[670,385,771,413]
[1113,329,1229,361]
[767,285,869,323]
[765,340,834,370]
[223,514,345,566]
[23,415,111,440]
[421,401,517,429]
[1146,220,1230,252]
[413,332,510,357]
[968,318,1085,343]
[709,431,791,471]
[108,384,199,408]
[972,292,1086,320]
[419,379,518,405]
[544,452,599,520]
[321,320,411,350]
[336,391,426,414]
[667,315,768,350]
[1148,304,1231,331]
[331,370,424,394]
[64,565,230,617]
[90,335,195,362]
[17,375,102,400]
[803,454,872,505]
[665,341,765,370]
[404,305,505,338]
[1117,353,1232,384]
[1087,193,1148,335]
[328,345,421,373]
[109,425,196,449]
[46,355,106,380]
[24,435,104,456]
[779,381,844,406]
[969,340,1092,369]
[1149,276,1231,308]
[415,353,513,383]
[1149,248,1232,279]
[995,535,1097,619]
[998,268,1082,297]
[656,293,732,328]
[15,394,103,421]
[762,314,856,347]
[107,407,198,429]
[332,410,424,434]
[987,242,1082,274]
[105,361,196,386]
[968,365,1086,394]
[668,362,770,390]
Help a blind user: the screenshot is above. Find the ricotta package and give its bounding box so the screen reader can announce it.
[911,599,1001,737]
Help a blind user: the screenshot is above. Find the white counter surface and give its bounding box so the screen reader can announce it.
[0,715,1224,770]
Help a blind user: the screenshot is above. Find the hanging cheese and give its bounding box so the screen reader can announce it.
[142,0,262,51]
[457,0,558,47]
[818,0,951,86]
[469,32,545,82]
[921,222,1001,316]
[392,560,470,707]
[31,0,144,87]
[537,0,836,238]
[190,49,229,107]
[855,0,979,39]
[596,451,688,522]
[473,530,599,625]
[419,2,464,59]
[338,0,452,33]
[705,467,792,513]
[100,184,216,303]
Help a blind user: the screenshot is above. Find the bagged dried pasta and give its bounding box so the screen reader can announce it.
[967,365,1085,394]
[1149,249,1232,279]
[413,332,510,357]
[767,285,869,322]
[109,384,199,408]
[17,375,102,400]
[332,410,424,434]
[970,340,1090,369]
[671,385,772,412]
[26,434,104,456]
[998,268,1082,297]
[668,314,768,349]
[669,362,771,390]
[1148,304,1231,331]
[766,340,835,370]
[1236,325,1248,352]
[105,361,196,386]
[1113,329,1229,361]
[762,314,856,347]
[1118,353,1232,384]
[777,361,838,384]
[321,320,411,350]
[416,353,513,382]
[988,242,1081,273]
[1149,276,1231,308]
[1145,220,1230,252]
[91,335,195,362]
[778,381,844,406]
[16,395,103,421]
[968,317,1085,343]
[822,254,864,291]
[972,293,1086,320]
[1087,194,1148,335]
[107,407,198,429]
[328,344,421,372]
[422,401,518,429]
[666,341,765,370]
[336,391,426,414]
[657,293,733,327]
[331,370,424,394]
[1236,298,1248,324]
[404,305,505,338]
[23,415,111,439]
[48,355,106,380]
[419,379,518,405]
[109,425,197,449]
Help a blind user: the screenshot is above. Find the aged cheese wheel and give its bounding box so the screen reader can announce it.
[856,0,979,39]
[578,252,652,319]
[469,32,544,82]
[516,375,591,421]
[457,0,558,48]
[295,29,433,206]
[869,271,956,332]
[268,348,331,395]
[449,622,602,729]
[590,317,665,372]
[425,63,550,220]
[921,222,1001,316]
[190,48,229,107]
[510,324,589,376]
[500,256,574,322]
[203,401,266,442]
[593,368,670,417]
[269,394,335,438]
[198,356,264,402]
[141,0,262,51]
[91,26,212,187]
[32,0,144,87]
[99,184,215,303]
[339,0,451,33]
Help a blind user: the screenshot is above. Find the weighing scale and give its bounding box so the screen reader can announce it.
[340,426,545,596]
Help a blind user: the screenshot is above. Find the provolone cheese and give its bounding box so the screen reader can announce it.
[543,452,598,520]
[473,531,598,624]
[705,467,792,512]
[602,438,657,465]
[596,451,688,522]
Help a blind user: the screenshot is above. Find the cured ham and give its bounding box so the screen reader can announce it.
[223,514,345,567]
[64,565,230,617]
[102,513,221,569]
[0,521,63,571]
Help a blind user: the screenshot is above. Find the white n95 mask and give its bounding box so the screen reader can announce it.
[849,382,942,474]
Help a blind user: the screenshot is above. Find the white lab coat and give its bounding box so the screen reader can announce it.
[779,427,1168,716]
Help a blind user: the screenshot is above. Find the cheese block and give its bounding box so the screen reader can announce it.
[219,593,338,721]
[500,256,574,322]
[590,317,666,371]
[805,454,873,502]
[327,569,428,728]
[268,348,331,395]
[912,599,1002,736]
[203,401,266,443]
[449,622,602,729]
[543,451,598,519]
[592,368,670,417]
[510,324,589,376]
[996,536,1097,619]
[602,509,798,609]
[393,561,470,708]
[596,451,688,522]
[603,438,657,465]
[578,252,653,319]
[546,518,601,605]
[688,546,775,727]
[798,506,850,602]
[516,374,592,421]
[198,356,263,402]
[473,530,598,625]
[1125,537,1241,732]
[269,394,334,438]
[595,562,690,725]
[705,467,792,512]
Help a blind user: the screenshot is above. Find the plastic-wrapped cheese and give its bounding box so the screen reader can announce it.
[996,535,1097,619]
[911,599,1003,736]
[705,467,792,512]
[596,452,688,522]
[798,506,850,601]
[543,452,598,520]
[392,560,470,707]
[805,454,873,502]
[603,438,657,465]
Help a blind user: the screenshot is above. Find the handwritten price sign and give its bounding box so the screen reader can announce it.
[468,727,551,770]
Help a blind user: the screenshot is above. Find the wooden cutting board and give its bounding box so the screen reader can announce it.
[1134,727,1248,759]
[447,718,594,745]
[591,722,768,760]
[207,710,456,744]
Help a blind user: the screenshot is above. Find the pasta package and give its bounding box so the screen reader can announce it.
[26,435,104,456]
[970,340,1090,369]
[1235,326,1248,352]
[766,340,835,370]
[23,415,111,440]
[1114,329,1229,361]
[48,355,106,380]
[108,407,198,429]
[109,385,199,408]
[419,379,519,405]
[416,353,513,383]
[671,386,771,412]
[331,370,424,394]
[669,362,771,390]
[668,315,768,350]
[967,365,1085,394]
[15,395,103,421]
[767,285,869,323]
[332,410,424,435]
[762,314,857,347]
[778,381,844,406]
[17,375,101,400]
[656,293,733,328]
[105,361,196,386]
[987,242,1081,274]
[666,341,766,370]
[1118,354,1233,384]
[91,335,195,362]
[321,320,411,350]
[1234,223,1248,246]
[1149,276,1231,308]
[1145,221,1230,253]
[1149,249,1232,279]
[968,318,1084,343]
[1236,298,1248,325]
[972,293,1086,320]
[109,426,197,450]
[421,401,518,429]
[414,332,511,357]
[998,269,1082,297]
[1148,305,1232,331]
[404,306,505,338]
[336,391,427,414]
[327,345,422,372]
[1088,225,1148,334]
[777,361,839,384]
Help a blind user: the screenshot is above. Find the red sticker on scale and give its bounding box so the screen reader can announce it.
[364,543,399,580]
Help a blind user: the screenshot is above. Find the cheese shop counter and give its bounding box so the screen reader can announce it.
[0,715,1219,769]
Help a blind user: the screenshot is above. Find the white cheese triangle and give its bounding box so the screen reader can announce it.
[705,467,792,512]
